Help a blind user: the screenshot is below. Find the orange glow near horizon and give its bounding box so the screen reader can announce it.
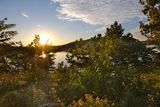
[31,30,54,45]
[17,29,68,46]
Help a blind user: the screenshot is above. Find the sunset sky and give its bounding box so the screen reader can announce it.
[0,0,146,45]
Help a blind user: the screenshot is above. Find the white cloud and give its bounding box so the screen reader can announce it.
[51,0,144,25]
[21,12,30,19]
[94,26,106,32]
[129,27,147,41]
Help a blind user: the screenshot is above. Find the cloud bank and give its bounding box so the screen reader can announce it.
[51,0,144,25]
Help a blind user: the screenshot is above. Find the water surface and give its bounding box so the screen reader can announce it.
[54,52,68,65]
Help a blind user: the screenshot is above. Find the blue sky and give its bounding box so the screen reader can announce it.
[0,0,146,45]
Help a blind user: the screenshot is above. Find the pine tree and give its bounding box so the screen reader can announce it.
[0,18,17,43]
[140,0,160,48]
[0,18,17,72]
[105,21,124,38]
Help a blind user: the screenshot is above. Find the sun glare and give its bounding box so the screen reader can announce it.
[42,51,46,58]
[40,36,48,45]
[42,53,46,58]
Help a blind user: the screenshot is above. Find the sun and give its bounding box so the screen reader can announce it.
[40,36,48,45]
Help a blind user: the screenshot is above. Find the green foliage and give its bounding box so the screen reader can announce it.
[0,18,17,43]
[0,87,47,107]
[68,94,112,107]
[140,0,160,47]
[53,21,160,106]
[0,18,160,107]
[120,91,147,107]
[105,21,124,38]
[0,18,18,72]
[54,62,85,105]
[0,19,56,106]
[0,59,56,107]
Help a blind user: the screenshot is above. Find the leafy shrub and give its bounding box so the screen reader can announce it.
[68,94,113,107]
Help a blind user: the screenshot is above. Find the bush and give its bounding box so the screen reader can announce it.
[68,94,113,107]
[0,87,47,107]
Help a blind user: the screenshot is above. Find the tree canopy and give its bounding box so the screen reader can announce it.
[140,0,160,48]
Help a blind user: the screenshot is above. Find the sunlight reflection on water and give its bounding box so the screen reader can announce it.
[54,52,68,65]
